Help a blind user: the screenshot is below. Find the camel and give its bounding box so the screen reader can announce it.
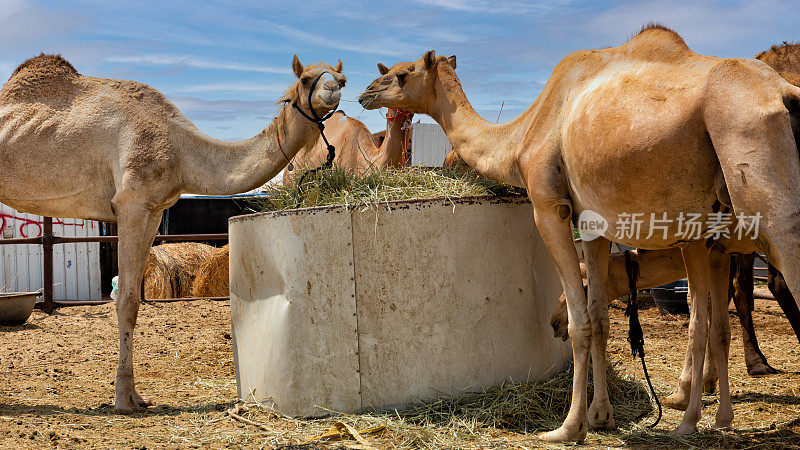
[283,63,413,183]
[359,24,800,441]
[0,53,345,411]
[549,249,800,381]
[550,41,800,384]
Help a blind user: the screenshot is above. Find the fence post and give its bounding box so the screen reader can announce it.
[42,217,54,314]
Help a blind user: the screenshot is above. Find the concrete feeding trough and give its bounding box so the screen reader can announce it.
[0,292,38,324]
[229,196,570,417]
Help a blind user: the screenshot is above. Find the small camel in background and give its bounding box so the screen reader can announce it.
[284,63,413,182]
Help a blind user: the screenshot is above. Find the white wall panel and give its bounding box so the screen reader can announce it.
[411,123,452,167]
[0,203,101,300]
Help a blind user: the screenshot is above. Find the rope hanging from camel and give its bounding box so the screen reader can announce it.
[623,249,662,428]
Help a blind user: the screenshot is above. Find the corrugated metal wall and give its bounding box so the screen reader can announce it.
[0,203,102,300]
[411,123,451,167]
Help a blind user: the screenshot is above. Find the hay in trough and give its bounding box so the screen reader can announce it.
[254,166,524,212]
[143,242,214,299]
[191,244,229,298]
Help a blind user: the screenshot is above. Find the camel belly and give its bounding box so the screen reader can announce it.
[0,106,118,221]
[561,79,725,249]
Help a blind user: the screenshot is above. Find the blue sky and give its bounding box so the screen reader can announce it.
[1,0,798,140]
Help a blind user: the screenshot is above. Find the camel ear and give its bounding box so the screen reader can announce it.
[292,55,304,78]
[377,63,389,75]
[447,55,457,69]
[333,59,343,73]
[423,50,436,69]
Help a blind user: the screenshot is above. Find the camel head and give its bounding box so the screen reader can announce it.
[358,50,456,113]
[281,55,346,117]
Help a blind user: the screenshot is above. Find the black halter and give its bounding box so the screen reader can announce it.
[291,71,338,170]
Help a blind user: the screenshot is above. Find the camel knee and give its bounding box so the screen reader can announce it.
[568,322,592,348]
[590,316,609,339]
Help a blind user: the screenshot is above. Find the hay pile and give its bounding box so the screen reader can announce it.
[219,360,655,448]
[191,244,230,298]
[143,242,214,299]
[255,166,524,212]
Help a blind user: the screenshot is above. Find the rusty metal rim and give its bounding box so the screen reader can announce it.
[229,193,529,223]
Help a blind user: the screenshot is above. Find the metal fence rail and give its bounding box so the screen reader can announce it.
[0,217,228,313]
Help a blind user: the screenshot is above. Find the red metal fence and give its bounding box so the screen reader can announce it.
[0,217,228,313]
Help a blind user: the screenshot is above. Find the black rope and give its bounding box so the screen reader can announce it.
[623,250,662,428]
[290,71,338,199]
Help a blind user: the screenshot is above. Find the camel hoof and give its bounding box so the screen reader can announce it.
[115,392,152,412]
[662,393,689,411]
[747,360,780,377]
[114,398,145,413]
[714,409,733,430]
[538,424,587,443]
[132,390,153,407]
[588,403,616,429]
[669,422,698,435]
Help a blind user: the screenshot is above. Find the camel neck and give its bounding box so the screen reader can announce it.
[427,64,525,186]
[378,111,410,168]
[177,105,319,195]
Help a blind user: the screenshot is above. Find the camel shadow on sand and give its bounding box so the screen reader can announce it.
[0,401,234,418]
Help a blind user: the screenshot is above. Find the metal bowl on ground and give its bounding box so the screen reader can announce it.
[0,292,39,324]
[651,279,689,315]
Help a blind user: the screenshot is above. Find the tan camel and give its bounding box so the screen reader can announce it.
[0,53,344,411]
[550,40,800,394]
[359,25,800,441]
[284,63,413,183]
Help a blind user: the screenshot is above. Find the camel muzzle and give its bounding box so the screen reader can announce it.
[358,92,378,109]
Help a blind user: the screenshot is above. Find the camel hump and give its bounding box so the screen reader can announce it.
[624,22,691,60]
[2,53,80,99]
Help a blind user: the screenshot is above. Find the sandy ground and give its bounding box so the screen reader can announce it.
[1,295,800,448]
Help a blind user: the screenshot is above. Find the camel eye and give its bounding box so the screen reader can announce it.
[397,72,407,86]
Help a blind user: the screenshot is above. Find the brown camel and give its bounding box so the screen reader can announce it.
[550,41,800,382]
[359,24,800,441]
[284,63,412,183]
[0,53,344,411]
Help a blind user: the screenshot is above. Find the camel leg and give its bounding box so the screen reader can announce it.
[663,283,695,411]
[535,207,591,444]
[731,254,778,375]
[114,204,162,411]
[550,247,686,341]
[708,245,733,429]
[704,62,800,336]
[768,265,800,345]
[584,238,615,429]
[671,241,712,434]
[702,333,717,394]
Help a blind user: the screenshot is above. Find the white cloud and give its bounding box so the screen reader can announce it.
[106,54,288,74]
[174,82,289,94]
[410,0,572,14]
[267,22,411,57]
